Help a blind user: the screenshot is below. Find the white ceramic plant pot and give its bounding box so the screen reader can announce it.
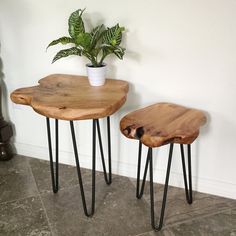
[86,64,107,86]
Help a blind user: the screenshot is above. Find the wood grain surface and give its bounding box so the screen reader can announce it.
[11,74,129,120]
[120,103,206,147]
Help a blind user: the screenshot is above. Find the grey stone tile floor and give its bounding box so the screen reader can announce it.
[0,155,235,236]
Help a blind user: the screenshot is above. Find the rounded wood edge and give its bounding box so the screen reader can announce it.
[120,103,207,148]
[32,94,128,121]
[10,87,35,105]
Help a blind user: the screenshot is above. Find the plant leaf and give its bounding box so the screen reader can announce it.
[100,44,125,63]
[75,33,92,49]
[113,46,125,59]
[68,9,85,39]
[47,37,74,49]
[52,47,82,63]
[90,25,105,49]
[102,24,125,46]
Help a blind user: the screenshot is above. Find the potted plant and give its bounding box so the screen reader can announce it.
[47,9,126,86]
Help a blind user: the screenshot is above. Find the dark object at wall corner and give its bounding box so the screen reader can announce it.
[0,89,14,161]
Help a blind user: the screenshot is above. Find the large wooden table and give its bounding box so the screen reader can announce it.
[11,74,129,120]
[11,74,129,217]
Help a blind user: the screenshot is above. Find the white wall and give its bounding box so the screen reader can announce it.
[0,0,236,199]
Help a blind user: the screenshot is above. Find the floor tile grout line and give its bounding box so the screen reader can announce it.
[0,157,40,206]
[38,195,57,236]
[139,195,235,222]
[133,207,236,236]
[28,158,56,236]
[132,198,236,236]
[130,177,236,225]
[134,231,152,236]
[0,194,40,206]
[132,195,235,232]
[38,183,80,196]
[168,207,235,227]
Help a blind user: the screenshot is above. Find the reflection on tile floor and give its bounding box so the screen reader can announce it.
[0,155,235,236]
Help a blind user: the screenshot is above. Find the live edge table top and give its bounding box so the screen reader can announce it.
[10,74,129,120]
[120,103,207,147]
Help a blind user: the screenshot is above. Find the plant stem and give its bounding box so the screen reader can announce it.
[83,51,97,67]
[99,53,107,66]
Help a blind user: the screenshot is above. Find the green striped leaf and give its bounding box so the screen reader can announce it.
[102,24,125,46]
[113,46,125,59]
[47,37,74,49]
[68,9,85,39]
[90,25,104,49]
[52,47,82,63]
[100,43,125,60]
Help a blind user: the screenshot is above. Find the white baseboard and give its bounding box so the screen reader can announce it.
[15,142,236,200]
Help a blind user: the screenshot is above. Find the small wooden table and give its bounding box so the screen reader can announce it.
[120,103,206,231]
[120,103,206,147]
[11,74,129,216]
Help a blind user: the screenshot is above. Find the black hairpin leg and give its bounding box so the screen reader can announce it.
[136,143,193,231]
[96,117,112,185]
[150,144,174,231]
[70,119,96,217]
[70,117,112,217]
[180,144,192,204]
[136,141,150,199]
[136,143,174,231]
[46,118,59,193]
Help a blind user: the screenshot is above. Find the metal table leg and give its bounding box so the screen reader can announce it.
[180,144,193,204]
[46,116,112,217]
[46,118,59,193]
[136,142,193,231]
